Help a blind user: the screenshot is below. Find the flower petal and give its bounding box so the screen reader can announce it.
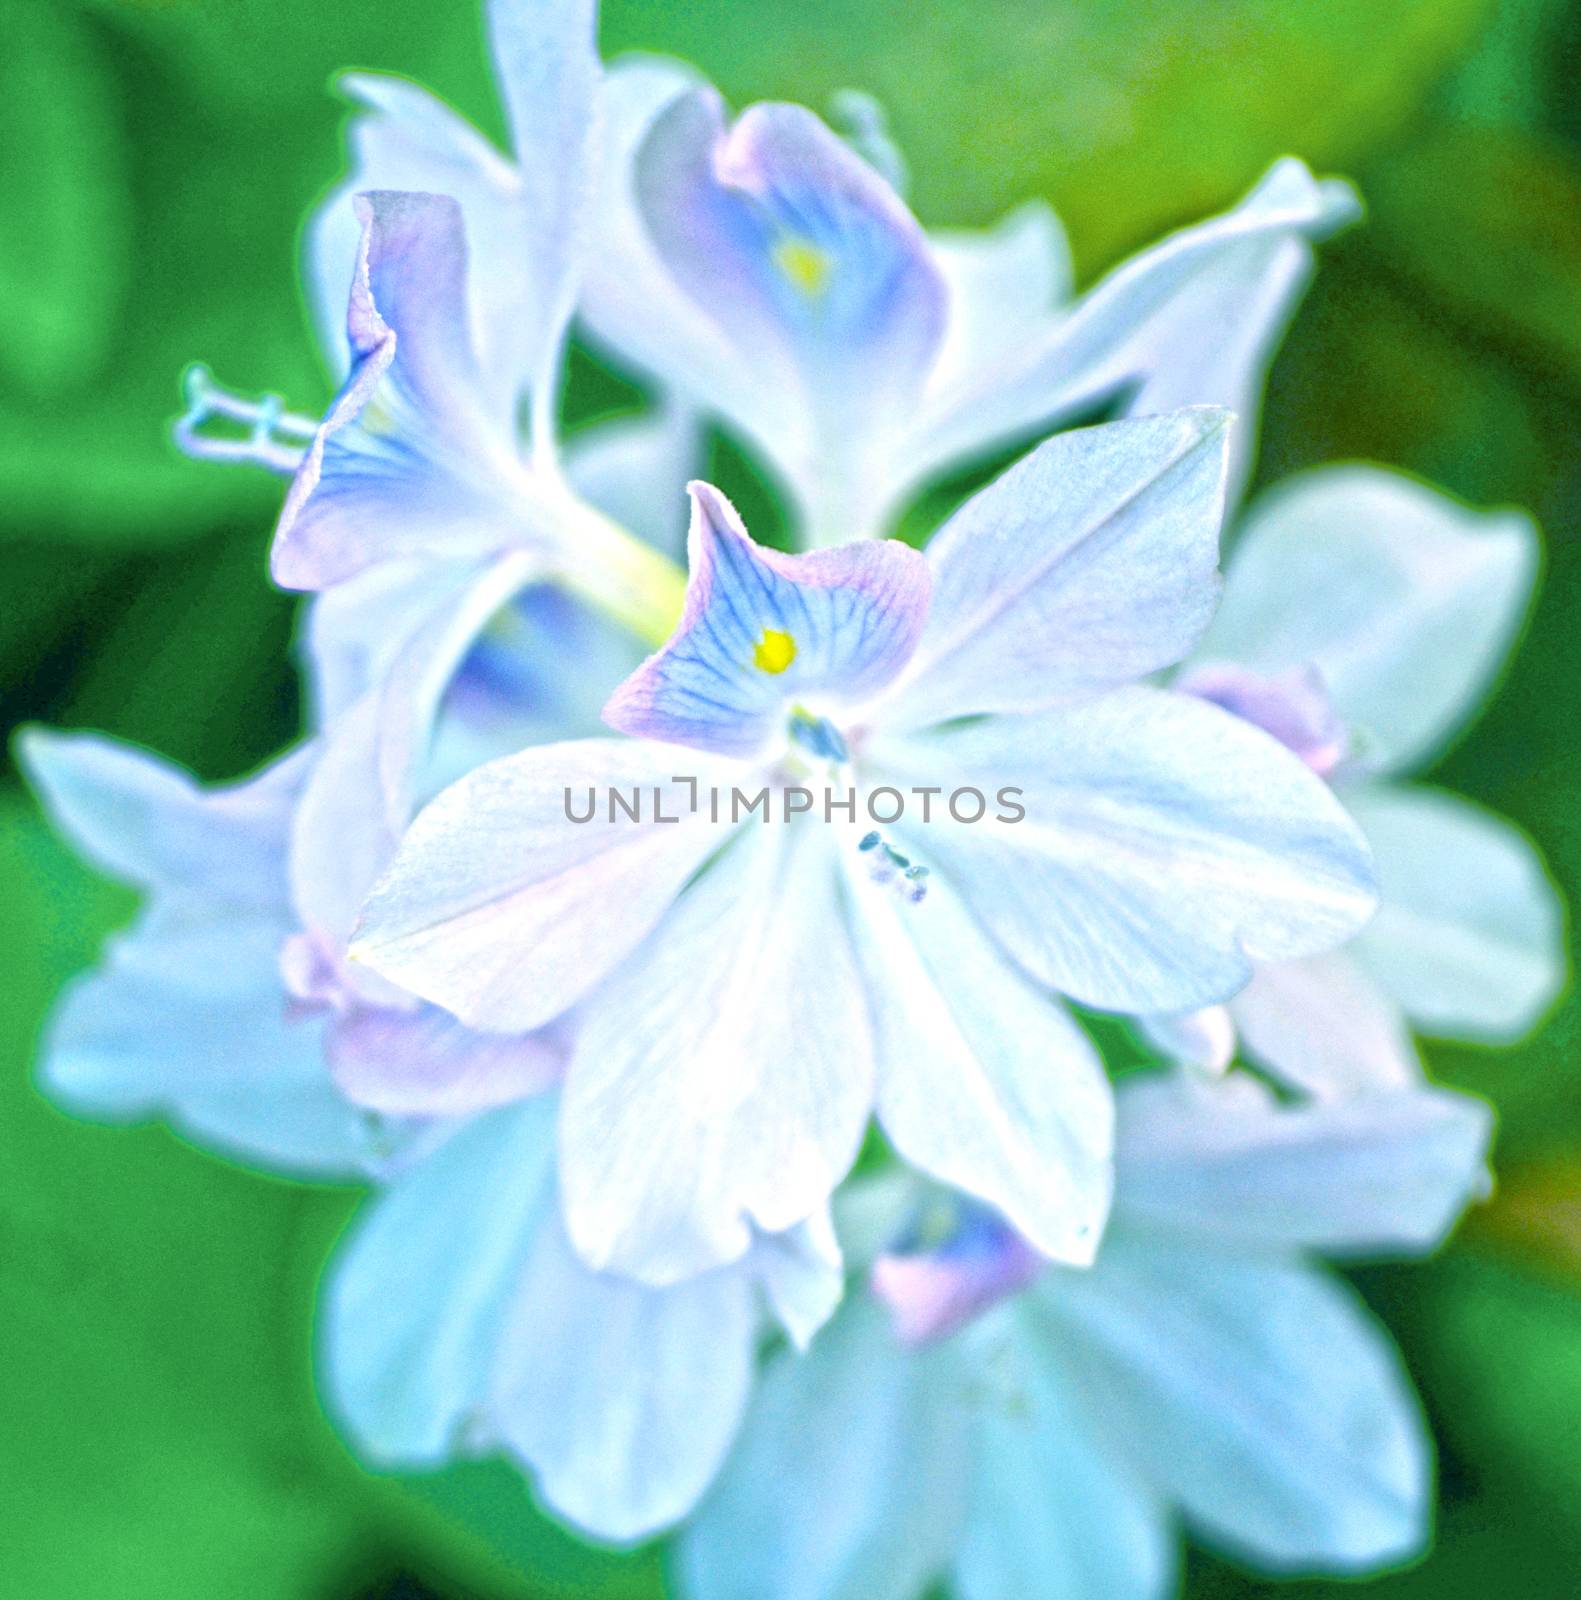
[560,821,875,1284]
[1198,464,1539,772]
[846,855,1114,1266]
[636,91,947,444]
[484,0,601,402]
[564,399,701,559]
[908,159,1357,496]
[485,1203,759,1542]
[880,412,1230,729]
[304,73,531,405]
[603,483,930,757]
[1346,783,1566,1039]
[926,202,1073,400]
[1229,951,1421,1099]
[275,191,526,590]
[351,739,735,1032]
[678,1298,973,1600]
[40,901,371,1179]
[954,1328,1171,1600]
[1112,1072,1490,1255]
[871,687,1377,1013]
[1039,1241,1430,1570]
[327,1001,563,1117]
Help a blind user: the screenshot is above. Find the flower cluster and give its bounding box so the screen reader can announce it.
[25,1,1565,1594]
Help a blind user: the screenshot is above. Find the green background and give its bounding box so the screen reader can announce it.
[3,0,1579,1595]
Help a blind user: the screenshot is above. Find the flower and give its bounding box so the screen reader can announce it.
[20,722,842,1543]
[352,413,1378,1287]
[582,77,1358,542]
[675,1071,1493,1600]
[1150,465,1567,1096]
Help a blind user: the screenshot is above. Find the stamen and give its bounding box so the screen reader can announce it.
[173,363,318,474]
[789,708,849,762]
[858,831,929,905]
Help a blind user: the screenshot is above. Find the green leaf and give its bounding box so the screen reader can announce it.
[0,788,378,1598]
[0,3,132,392]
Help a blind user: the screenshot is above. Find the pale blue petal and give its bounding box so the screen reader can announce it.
[486,1206,759,1543]
[879,412,1229,730]
[927,202,1073,399]
[869,688,1377,1013]
[579,58,761,438]
[1346,783,1567,1039]
[485,0,601,407]
[564,400,701,559]
[1038,1241,1430,1571]
[327,1000,563,1116]
[305,73,532,406]
[954,1325,1172,1600]
[351,739,737,1031]
[845,852,1113,1266]
[752,1208,846,1350]
[320,1097,560,1465]
[41,901,371,1179]
[275,192,526,590]
[1137,1006,1236,1076]
[604,483,930,757]
[560,821,873,1284]
[636,92,947,442]
[290,552,539,944]
[1228,951,1421,1099]
[1113,1072,1490,1254]
[678,1298,973,1600]
[1198,465,1539,772]
[907,159,1357,496]
[19,728,304,907]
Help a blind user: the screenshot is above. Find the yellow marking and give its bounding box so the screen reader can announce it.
[752,628,797,674]
[772,236,832,297]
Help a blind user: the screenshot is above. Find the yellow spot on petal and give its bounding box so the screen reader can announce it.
[753,628,797,674]
[772,236,832,298]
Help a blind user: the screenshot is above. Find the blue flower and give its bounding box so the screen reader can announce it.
[1149,465,1567,1095]
[352,413,1378,1287]
[676,1072,1492,1600]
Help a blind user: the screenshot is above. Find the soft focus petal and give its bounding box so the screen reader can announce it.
[41,902,371,1178]
[486,1204,759,1542]
[1346,783,1566,1039]
[872,688,1377,1012]
[604,483,930,757]
[1198,465,1539,772]
[847,857,1113,1266]
[880,412,1229,729]
[321,1098,558,1463]
[485,0,601,406]
[954,1329,1172,1600]
[275,191,526,590]
[351,739,734,1031]
[1137,1006,1236,1077]
[1039,1241,1430,1570]
[678,1297,973,1600]
[19,728,303,905]
[305,73,531,403]
[564,399,700,559]
[1229,951,1421,1099]
[636,91,947,442]
[1113,1072,1490,1255]
[908,159,1357,494]
[1177,661,1347,778]
[579,58,758,435]
[327,1001,563,1116]
[927,202,1073,399]
[291,552,539,944]
[560,821,874,1284]
[752,1208,846,1350]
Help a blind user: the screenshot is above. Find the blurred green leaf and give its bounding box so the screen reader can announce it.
[0,3,131,392]
[602,0,1497,270]
[0,789,376,1597]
